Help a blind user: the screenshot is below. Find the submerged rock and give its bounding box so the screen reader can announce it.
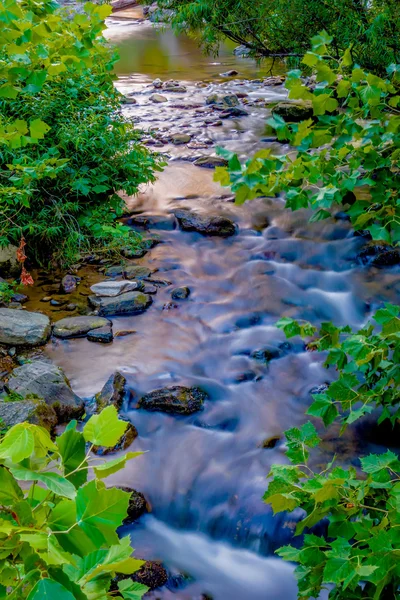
[87,326,113,344]
[0,309,51,346]
[194,156,228,169]
[0,399,57,432]
[222,94,240,107]
[133,561,168,589]
[220,69,238,77]
[53,316,111,339]
[124,265,152,280]
[118,486,148,523]
[150,93,168,103]
[6,360,84,422]
[356,243,400,267]
[95,371,126,412]
[90,280,140,297]
[171,286,190,300]
[94,291,152,316]
[272,101,313,122]
[171,133,192,145]
[138,386,207,415]
[250,346,281,363]
[220,107,249,118]
[174,209,236,237]
[60,274,77,294]
[104,266,124,278]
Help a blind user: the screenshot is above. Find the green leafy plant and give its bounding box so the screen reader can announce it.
[0,405,148,599]
[216,32,400,244]
[0,0,162,266]
[0,281,18,304]
[277,304,400,429]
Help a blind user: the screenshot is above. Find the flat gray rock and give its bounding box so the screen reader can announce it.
[0,309,51,346]
[7,360,84,422]
[53,316,111,339]
[90,280,140,297]
[0,400,58,431]
[95,292,152,316]
[174,209,236,237]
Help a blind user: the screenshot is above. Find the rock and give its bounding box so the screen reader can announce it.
[65,303,77,311]
[220,107,249,118]
[250,346,281,363]
[164,85,187,93]
[118,487,148,523]
[272,101,313,122]
[220,70,238,77]
[6,360,84,422]
[94,291,152,317]
[93,421,138,455]
[171,133,191,145]
[87,326,113,344]
[122,96,137,105]
[174,209,236,237]
[8,302,22,309]
[95,371,126,412]
[104,266,124,278]
[150,93,168,103]
[143,284,157,294]
[263,76,285,86]
[194,156,229,169]
[356,243,400,267]
[41,297,52,302]
[262,435,281,449]
[152,78,163,88]
[11,293,28,304]
[121,246,147,259]
[371,250,400,268]
[53,316,111,339]
[222,94,240,107]
[171,286,190,300]
[60,274,77,294]
[133,561,168,589]
[114,330,136,337]
[233,45,251,57]
[0,309,51,346]
[124,265,152,280]
[50,299,65,307]
[138,386,207,415]
[0,244,19,276]
[90,280,140,297]
[206,94,219,105]
[0,400,57,432]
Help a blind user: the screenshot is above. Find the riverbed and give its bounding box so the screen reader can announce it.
[28,12,400,600]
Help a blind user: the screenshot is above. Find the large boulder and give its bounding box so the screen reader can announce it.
[0,399,57,432]
[138,386,207,415]
[0,244,19,276]
[92,292,152,317]
[271,101,313,122]
[6,360,84,422]
[95,371,126,412]
[0,309,51,346]
[90,280,140,297]
[174,209,236,237]
[53,316,111,339]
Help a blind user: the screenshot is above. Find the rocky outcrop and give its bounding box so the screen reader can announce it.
[95,371,126,412]
[138,386,207,415]
[0,309,51,346]
[271,101,313,122]
[53,316,111,339]
[174,209,236,237]
[0,399,58,432]
[91,292,152,317]
[6,360,84,422]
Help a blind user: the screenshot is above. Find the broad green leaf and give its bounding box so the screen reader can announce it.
[30,119,51,140]
[93,451,143,479]
[118,579,149,600]
[0,424,35,463]
[57,421,87,488]
[0,466,23,505]
[83,406,128,447]
[10,467,76,500]
[27,578,75,600]
[48,499,97,557]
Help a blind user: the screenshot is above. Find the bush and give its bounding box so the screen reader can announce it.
[0,0,162,266]
[216,32,400,245]
[0,405,148,599]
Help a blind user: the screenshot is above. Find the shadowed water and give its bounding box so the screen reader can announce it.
[35,17,400,600]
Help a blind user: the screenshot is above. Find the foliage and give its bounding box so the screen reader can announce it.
[277,304,400,430]
[0,405,148,599]
[0,0,161,266]
[264,422,400,600]
[153,0,400,73]
[0,280,18,304]
[216,33,400,245]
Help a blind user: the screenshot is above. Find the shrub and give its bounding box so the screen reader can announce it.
[0,0,162,266]
[0,405,148,599]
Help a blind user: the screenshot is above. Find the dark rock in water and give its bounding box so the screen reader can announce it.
[371,250,400,268]
[118,486,148,523]
[194,156,228,169]
[220,107,249,118]
[53,316,111,339]
[87,326,113,344]
[174,209,236,237]
[0,399,57,432]
[95,292,152,317]
[121,246,147,259]
[233,371,257,383]
[50,299,66,307]
[11,293,28,304]
[222,94,240,107]
[171,133,192,145]
[0,308,51,346]
[93,421,137,455]
[143,284,158,294]
[150,93,168,103]
[262,435,281,449]
[60,274,77,294]
[250,346,281,363]
[206,93,219,105]
[163,302,178,311]
[104,266,124,278]
[171,286,190,300]
[272,101,313,122]
[124,265,152,280]
[164,85,187,93]
[95,371,126,411]
[138,386,207,415]
[357,243,400,267]
[220,69,238,77]
[334,211,351,221]
[122,96,137,105]
[6,360,84,422]
[133,561,168,590]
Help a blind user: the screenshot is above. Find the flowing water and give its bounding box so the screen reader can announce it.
[29,12,400,600]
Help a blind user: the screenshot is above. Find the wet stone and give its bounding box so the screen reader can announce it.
[272,101,313,122]
[220,69,238,77]
[90,280,140,297]
[124,265,152,280]
[174,209,236,237]
[222,94,240,107]
[104,266,125,278]
[87,326,113,344]
[220,107,249,118]
[0,309,51,346]
[118,487,148,523]
[150,93,168,103]
[94,291,152,317]
[60,274,77,294]
[138,385,207,415]
[194,156,229,169]
[133,561,168,590]
[95,371,126,411]
[171,133,192,145]
[171,286,190,300]
[250,346,282,363]
[53,316,111,339]
[11,293,28,304]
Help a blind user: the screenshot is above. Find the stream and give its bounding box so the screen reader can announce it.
[28,10,400,600]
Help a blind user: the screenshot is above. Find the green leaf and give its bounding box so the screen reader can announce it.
[118,579,149,600]
[0,424,35,463]
[57,421,87,488]
[27,579,75,600]
[0,466,23,505]
[361,451,400,474]
[93,451,143,479]
[29,119,50,140]
[10,467,76,500]
[83,406,128,448]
